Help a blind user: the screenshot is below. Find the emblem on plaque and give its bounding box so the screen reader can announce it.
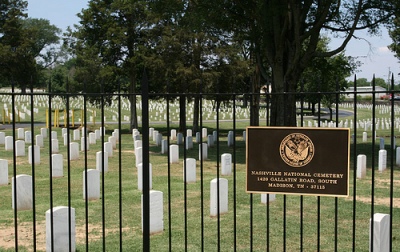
[280,133,314,167]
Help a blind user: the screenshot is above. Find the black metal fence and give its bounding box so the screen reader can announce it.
[0,77,399,251]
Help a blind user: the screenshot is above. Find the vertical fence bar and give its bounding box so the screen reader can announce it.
[48,80,55,252]
[117,81,123,250]
[11,80,18,251]
[65,77,72,252]
[370,76,376,251]
[352,75,358,252]
[100,81,106,251]
[216,92,221,251]
[199,80,205,251]
[299,80,305,252]
[166,82,172,251]
[232,87,238,252]
[389,74,395,251]
[181,84,188,251]
[317,79,322,252]
[335,79,340,252]
[83,81,89,251]
[141,71,150,251]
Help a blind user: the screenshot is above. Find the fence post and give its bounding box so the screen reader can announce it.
[141,70,150,251]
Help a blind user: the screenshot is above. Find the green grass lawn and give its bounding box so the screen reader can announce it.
[0,95,399,251]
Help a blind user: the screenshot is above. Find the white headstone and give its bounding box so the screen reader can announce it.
[40,128,48,138]
[378,149,387,172]
[28,145,40,164]
[113,129,119,141]
[62,128,67,136]
[186,129,192,137]
[24,131,31,144]
[199,143,208,160]
[69,142,79,160]
[46,206,76,252]
[63,133,70,146]
[357,154,367,179]
[95,129,100,140]
[5,136,13,151]
[83,169,100,200]
[213,131,218,143]
[135,139,142,149]
[210,178,228,216]
[51,131,58,140]
[261,194,276,204]
[141,190,163,234]
[227,131,234,147]
[177,133,183,145]
[362,132,367,142]
[369,213,390,252]
[397,147,400,166]
[156,133,162,146]
[17,128,24,139]
[183,158,196,183]
[108,136,117,149]
[12,174,32,211]
[202,128,207,138]
[89,132,96,144]
[207,135,213,147]
[196,132,201,143]
[0,159,8,185]
[96,151,109,172]
[104,142,113,157]
[170,145,179,163]
[161,140,168,154]
[379,138,385,150]
[185,136,193,150]
[73,129,80,141]
[80,137,89,151]
[0,132,4,144]
[52,154,63,177]
[52,139,59,154]
[137,163,152,191]
[36,134,44,148]
[170,129,177,140]
[221,153,232,176]
[15,140,25,157]
[135,147,143,167]
[152,130,158,142]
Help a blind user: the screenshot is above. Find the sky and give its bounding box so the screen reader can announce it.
[26,0,400,81]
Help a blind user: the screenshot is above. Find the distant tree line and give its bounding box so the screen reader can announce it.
[1,0,399,129]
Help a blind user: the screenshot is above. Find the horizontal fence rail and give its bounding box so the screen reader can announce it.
[0,78,399,251]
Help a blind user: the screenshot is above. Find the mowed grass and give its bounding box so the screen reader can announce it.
[0,99,399,250]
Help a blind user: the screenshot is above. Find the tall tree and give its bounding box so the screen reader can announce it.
[0,0,32,89]
[201,0,398,126]
[68,0,151,130]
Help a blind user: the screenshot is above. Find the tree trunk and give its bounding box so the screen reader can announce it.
[192,95,200,133]
[129,76,138,131]
[179,95,186,132]
[250,66,261,126]
[270,68,297,126]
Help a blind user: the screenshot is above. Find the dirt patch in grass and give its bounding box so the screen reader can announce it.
[0,222,133,251]
[352,196,400,208]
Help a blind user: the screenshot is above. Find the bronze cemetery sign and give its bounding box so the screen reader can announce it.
[246,127,350,197]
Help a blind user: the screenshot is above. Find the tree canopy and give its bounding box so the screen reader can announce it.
[0,0,61,90]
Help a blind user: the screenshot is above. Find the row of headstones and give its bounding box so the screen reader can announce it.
[142,128,245,150]
[42,189,278,251]
[357,146,400,178]
[0,126,118,161]
[18,194,392,252]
